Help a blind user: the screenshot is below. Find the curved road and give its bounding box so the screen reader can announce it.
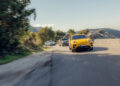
[0,39,120,86]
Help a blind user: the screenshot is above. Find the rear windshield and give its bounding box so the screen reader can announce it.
[72,35,87,40]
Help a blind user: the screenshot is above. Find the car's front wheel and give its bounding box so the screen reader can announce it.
[89,47,93,50]
[72,49,76,52]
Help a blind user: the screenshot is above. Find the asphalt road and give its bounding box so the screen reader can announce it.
[51,39,120,86]
[0,39,120,86]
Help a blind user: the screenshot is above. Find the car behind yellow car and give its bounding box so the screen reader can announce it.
[69,34,94,52]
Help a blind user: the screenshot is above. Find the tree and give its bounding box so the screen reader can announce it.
[37,27,55,44]
[67,29,75,35]
[78,29,89,35]
[55,30,66,41]
[0,0,35,55]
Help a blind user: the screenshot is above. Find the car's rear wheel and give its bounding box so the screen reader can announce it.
[72,49,76,52]
[60,44,62,46]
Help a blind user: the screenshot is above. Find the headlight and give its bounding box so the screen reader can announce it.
[72,41,77,43]
[89,40,93,42]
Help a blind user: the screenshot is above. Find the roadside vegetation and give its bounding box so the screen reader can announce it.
[77,29,89,35]
[0,0,37,64]
[67,29,90,38]
[0,0,66,64]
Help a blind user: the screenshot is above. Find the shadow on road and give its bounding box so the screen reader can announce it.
[76,47,108,52]
[93,47,108,51]
[51,52,120,86]
[54,47,108,53]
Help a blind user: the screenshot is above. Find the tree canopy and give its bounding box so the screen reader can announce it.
[78,29,89,35]
[67,29,75,35]
[37,27,55,44]
[0,0,35,55]
[55,30,66,41]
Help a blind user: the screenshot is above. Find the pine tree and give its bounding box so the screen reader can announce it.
[0,0,35,55]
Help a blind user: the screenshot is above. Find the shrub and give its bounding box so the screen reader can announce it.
[19,31,42,51]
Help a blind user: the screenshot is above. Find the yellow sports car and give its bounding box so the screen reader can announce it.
[69,34,94,52]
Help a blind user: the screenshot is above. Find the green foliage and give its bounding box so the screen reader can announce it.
[55,30,66,41]
[0,0,35,56]
[0,51,31,65]
[19,31,42,51]
[37,27,55,44]
[78,29,89,35]
[67,29,75,35]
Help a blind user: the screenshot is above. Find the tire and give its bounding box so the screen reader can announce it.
[72,49,76,52]
[89,47,93,51]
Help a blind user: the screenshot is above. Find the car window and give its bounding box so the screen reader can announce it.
[72,35,87,40]
[62,39,68,41]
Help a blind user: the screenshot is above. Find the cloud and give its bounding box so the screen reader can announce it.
[32,24,55,27]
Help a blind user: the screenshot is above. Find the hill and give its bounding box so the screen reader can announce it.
[89,28,120,39]
[29,26,43,32]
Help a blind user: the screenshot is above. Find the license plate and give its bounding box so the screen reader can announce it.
[80,45,86,47]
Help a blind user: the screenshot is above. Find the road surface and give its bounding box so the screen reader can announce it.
[0,39,120,86]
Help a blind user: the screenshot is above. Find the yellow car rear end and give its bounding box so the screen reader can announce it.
[69,34,94,52]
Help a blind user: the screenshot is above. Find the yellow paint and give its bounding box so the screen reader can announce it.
[69,34,94,51]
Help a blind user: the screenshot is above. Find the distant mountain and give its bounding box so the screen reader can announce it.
[89,28,120,39]
[102,28,120,38]
[29,26,43,32]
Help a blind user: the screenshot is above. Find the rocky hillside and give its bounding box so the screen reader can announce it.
[89,28,120,39]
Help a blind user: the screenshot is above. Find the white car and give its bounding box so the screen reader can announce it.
[45,40,56,46]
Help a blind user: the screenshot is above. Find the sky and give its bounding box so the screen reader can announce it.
[29,0,120,31]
